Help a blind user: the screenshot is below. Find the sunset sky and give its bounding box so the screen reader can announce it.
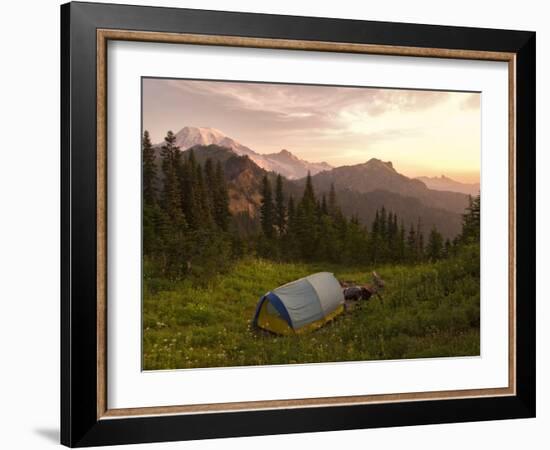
[143,78,481,183]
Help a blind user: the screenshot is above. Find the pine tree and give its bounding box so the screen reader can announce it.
[387,211,396,259]
[180,149,202,229]
[326,183,347,258]
[160,131,184,225]
[284,195,297,257]
[407,224,417,262]
[426,226,444,261]
[287,195,295,225]
[344,216,368,265]
[334,211,348,251]
[143,200,163,256]
[315,199,323,222]
[369,209,380,262]
[260,175,275,238]
[173,142,182,174]
[416,217,424,260]
[195,163,212,227]
[142,130,156,206]
[212,161,230,232]
[398,220,406,261]
[393,213,400,260]
[372,210,380,237]
[296,172,319,259]
[444,238,452,258]
[379,207,387,241]
[142,131,161,258]
[328,183,339,217]
[321,194,328,216]
[302,172,316,206]
[274,174,286,236]
[371,207,390,262]
[203,158,215,212]
[460,194,481,243]
[317,214,339,262]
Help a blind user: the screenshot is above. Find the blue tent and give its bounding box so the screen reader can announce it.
[252,272,345,335]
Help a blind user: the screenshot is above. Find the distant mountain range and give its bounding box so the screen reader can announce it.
[305,159,469,215]
[153,126,474,239]
[293,158,469,237]
[416,175,480,196]
[158,126,331,179]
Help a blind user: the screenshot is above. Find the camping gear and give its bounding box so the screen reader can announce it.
[343,286,370,301]
[253,272,345,335]
[342,271,386,311]
[343,272,385,301]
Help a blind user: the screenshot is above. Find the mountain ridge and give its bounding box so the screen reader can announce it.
[300,158,470,215]
[151,131,471,239]
[178,146,466,238]
[155,126,332,179]
[415,175,480,196]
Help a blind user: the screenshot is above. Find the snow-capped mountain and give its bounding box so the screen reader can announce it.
[156,126,332,179]
[263,149,332,180]
[171,126,257,159]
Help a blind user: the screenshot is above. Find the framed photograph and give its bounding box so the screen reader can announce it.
[61,1,536,447]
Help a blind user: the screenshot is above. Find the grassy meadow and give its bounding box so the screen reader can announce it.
[142,244,480,370]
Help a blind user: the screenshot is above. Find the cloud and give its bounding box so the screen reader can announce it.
[143,78,480,180]
[165,79,449,125]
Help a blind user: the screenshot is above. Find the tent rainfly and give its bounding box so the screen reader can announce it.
[252,272,345,335]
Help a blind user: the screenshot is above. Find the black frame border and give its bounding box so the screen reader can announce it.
[61,2,535,447]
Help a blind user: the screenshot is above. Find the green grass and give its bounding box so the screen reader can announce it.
[143,246,480,370]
